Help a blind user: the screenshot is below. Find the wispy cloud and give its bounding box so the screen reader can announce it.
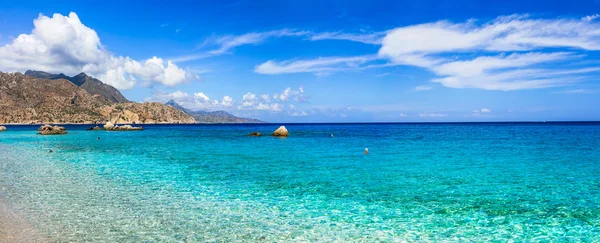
[308,31,386,44]
[377,15,600,90]
[254,14,600,91]
[429,52,591,90]
[255,55,379,75]
[205,29,309,55]
[415,85,433,91]
[173,29,383,63]
[419,112,447,117]
[473,108,491,113]
[553,89,596,94]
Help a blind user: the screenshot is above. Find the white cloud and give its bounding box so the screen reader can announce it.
[241,92,258,107]
[237,87,307,112]
[203,29,309,55]
[260,94,271,102]
[253,15,600,91]
[278,87,306,102]
[377,15,600,90]
[289,111,308,116]
[415,85,433,91]
[309,31,385,44]
[222,96,233,106]
[380,15,600,57]
[419,112,447,117]
[0,12,197,89]
[148,90,234,111]
[472,108,493,117]
[255,103,282,112]
[194,92,210,102]
[255,55,378,74]
[582,14,600,22]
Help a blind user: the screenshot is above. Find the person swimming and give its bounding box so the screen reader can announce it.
[364,148,369,154]
[97,137,100,140]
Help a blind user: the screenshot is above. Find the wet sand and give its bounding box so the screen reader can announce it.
[0,197,48,243]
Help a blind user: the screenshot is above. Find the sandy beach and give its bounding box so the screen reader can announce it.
[0,197,48,243]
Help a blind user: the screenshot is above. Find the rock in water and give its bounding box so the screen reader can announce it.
[87,126,102,130]
[103,122,115,130]
[38,125,67,135]
[104,122,143,131]
[271,126,289,137]
[248,132,262,136]
[0,126,6,132]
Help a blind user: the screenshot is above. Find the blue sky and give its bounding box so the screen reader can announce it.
[1,0,600,122]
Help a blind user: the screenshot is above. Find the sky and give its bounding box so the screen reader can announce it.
[1,0,600,122]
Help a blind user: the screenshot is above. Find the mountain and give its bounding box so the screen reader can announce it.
[0,72,195,124]
[165,100,265,123]
[24,70,128,103]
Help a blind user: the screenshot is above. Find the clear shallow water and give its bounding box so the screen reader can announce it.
[1,123,599,242]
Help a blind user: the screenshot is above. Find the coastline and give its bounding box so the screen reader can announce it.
[0,196,49,243]
[0,122,267,126]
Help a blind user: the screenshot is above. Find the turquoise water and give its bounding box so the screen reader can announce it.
[1,123,600,242]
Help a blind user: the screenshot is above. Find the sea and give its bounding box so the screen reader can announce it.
[0,123,599,242]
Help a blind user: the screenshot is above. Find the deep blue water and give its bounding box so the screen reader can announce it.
[1,123,599,242]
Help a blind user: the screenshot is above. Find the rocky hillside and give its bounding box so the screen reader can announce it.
[99,102,196,124]
[0,72,195,124]
[24,70,129,103]
[165,100,265,123]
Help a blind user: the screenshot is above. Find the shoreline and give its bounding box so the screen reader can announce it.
[0,122,268,126]
[1,121,599,126]
[0,195,49,243]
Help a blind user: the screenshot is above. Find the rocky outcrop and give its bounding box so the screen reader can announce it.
[38,125,67,135]
[87,126,102,130]
[248,132,262,136]
[0,72,196,124]
[271,126,289,137]
[103,122,143,131]
[0,126,6,131]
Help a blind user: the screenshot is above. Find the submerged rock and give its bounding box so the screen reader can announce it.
[38,125,67,135]
[248,132,262,137]
[0,126,6,131]
[271,126,289,137]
